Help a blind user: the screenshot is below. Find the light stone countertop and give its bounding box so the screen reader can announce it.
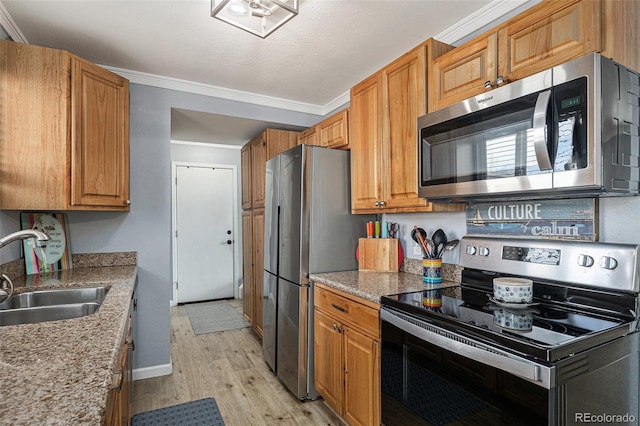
[310,260,462,304]
[0,255,137,426]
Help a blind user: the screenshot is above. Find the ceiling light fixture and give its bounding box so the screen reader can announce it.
[211,0,299,38]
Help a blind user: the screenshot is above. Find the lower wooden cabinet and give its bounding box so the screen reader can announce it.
[314,284,380,426]
[241,208,264,337]
[104,295,134,426]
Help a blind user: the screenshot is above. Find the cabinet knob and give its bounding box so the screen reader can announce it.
[380,201,386,207]
[496,75,505,86]
[125,199,131,205]
[484,80,493,90]
[374,201,380,207]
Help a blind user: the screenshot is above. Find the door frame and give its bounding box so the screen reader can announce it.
[171,161,239,306]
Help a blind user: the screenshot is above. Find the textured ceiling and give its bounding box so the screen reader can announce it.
[1,0,537,145]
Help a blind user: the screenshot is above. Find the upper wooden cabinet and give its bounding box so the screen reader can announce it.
[350,39,464,214]
[297,109,349,150]
[241,144,252,210]
[429,0,640,111]
[0,40,130,211]
[243,128,297,210]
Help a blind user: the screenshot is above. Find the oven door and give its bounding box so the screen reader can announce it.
[381,307,555,425]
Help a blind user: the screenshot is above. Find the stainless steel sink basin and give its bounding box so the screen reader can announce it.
[0,287,109,326]
[0,303,101,326]
[0,286,109,310]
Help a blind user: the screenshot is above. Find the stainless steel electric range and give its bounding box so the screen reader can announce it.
[381,236,640,425]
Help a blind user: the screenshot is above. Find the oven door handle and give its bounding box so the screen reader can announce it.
[381,308,553,389]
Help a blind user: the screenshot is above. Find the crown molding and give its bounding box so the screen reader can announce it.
[0,1,28,42]
[436,0,540,45]
[104,65,326,116]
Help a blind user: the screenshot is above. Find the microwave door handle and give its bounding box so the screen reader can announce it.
[532,90,553,171]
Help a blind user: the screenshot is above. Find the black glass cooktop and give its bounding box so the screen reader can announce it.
[381,284,632,362]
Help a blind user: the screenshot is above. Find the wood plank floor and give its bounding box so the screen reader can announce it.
[132,300,343,425]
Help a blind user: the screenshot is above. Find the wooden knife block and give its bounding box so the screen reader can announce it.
[358,238,399,272]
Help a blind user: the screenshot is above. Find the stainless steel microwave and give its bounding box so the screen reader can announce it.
[418,53,640,202]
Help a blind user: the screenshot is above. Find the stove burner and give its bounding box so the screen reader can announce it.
[533,318,567,333]
[540,310,570,320]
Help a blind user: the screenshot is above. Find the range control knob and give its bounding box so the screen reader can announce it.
[577,254,594,267]
[466,245,477,256]
[478,246,490,257]
[599,256,618,270]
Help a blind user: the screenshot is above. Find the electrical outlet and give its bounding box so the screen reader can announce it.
[413,244,422,256]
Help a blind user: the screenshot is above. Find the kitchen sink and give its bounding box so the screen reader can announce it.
[0,287,109,326]
[0,286,109,310]
[0,303,102,326]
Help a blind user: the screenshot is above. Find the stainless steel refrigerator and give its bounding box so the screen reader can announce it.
[262,144,372,400]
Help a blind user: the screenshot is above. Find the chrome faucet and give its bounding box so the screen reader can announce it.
[0,229,50,248]
[0,230,51,303]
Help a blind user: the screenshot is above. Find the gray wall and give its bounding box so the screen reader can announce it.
[385,197,640,265]
[0,83,320,372]
[170,142,243,298]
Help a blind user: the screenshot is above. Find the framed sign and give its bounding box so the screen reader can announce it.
[466,199,598,241]
[21,212,73,274]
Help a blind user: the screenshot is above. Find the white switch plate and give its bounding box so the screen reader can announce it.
[412,244,422,256]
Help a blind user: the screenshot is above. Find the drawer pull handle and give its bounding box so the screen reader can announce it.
[331,303,347,313]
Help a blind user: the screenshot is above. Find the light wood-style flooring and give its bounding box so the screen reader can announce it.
[132,300,343,425]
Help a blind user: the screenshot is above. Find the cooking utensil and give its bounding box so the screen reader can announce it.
[432,229,447,258]
[440,239,459,256]
[387,222,399,238]
[412,226,430,258]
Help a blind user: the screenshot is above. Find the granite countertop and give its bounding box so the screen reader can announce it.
[0,254,137,426]
[310,259,462,304]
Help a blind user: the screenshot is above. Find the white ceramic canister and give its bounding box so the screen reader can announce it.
[493,277,533,304]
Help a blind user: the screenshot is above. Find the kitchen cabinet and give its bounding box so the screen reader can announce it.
[251,208,265,336]
[0,40,130,211]
[241,210,253,325]
[241,208,264,336]
[104,293,134,426]
[314,284,380,426]
[350,39,464,213]
[429,0,640,111]
[297,109,349,150]
[297,126,318,146]
[241,128,297,337]
[241,144,252,210]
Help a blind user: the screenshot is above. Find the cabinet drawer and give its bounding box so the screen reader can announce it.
[315,285,379,339]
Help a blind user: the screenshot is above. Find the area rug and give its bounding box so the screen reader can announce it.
[185,299,250,335]
[131,398,224,426]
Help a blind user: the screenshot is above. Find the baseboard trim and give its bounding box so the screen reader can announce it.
[133,360,173,381]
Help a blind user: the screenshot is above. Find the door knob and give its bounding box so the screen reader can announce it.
[227,240,232,245]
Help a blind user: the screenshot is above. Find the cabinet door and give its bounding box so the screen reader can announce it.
[382,46,429,209]
[343,326,380,426]
[252,209,265,337]
[429,33,498,111]
[318,109,349,149]
[70,56,130,209]
[241,144,252,210]
[251,135,267,208]
[350,73,384,211]
[314,309,343,414]
[241,210,253,325]
[266,129,297,159]
[298,126,318,146]
[497,0,599,83]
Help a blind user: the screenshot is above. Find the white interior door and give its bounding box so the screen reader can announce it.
[176,165,234,303]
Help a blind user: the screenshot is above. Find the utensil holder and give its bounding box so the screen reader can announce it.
[423,258,442,283]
